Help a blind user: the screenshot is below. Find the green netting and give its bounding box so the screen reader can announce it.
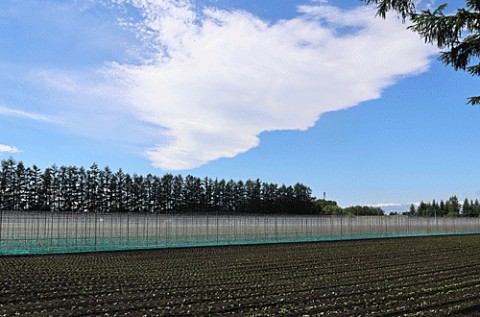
[1,211,479,256]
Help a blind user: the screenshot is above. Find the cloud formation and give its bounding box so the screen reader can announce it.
[368,203,402,208]
[0,144,21,154]
[111,0,435,170]
[0,105,60,123]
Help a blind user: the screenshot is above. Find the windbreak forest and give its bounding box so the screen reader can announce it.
[0,159,317,215]
[406,197,480,218]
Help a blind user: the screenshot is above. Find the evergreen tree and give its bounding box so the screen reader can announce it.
[47,165,59,212]
[171,175,184,213]
[86,164,99,212]
[408,204,416,216]
[28,165,42,210]
[439,200,447,217]
[430,200,438,217]
[160,174,174,213]
[185,175,202,213]
[15,161,28,210]
[149,175,162,213]
[463,198,471,217]
[363,0,480,104]
[1,158,16,210]
[112,169,126,212]
[293,183,314,214]
[473,199,480,217]
[446,196,460,217]
[417,201,428,216]
[123,173,133,212]
[100,166,113,213]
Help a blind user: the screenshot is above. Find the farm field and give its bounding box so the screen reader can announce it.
[1,235,480,316]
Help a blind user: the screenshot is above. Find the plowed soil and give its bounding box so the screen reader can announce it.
[1,235,480,316]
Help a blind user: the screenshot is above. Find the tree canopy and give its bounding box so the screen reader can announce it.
[0,158,318,214]
[362,0,480,104]
[405,195,480,217]
[0,158,387,216]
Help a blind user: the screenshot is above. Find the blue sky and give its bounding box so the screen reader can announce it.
[1,0,478,211]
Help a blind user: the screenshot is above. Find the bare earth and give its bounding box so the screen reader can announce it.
[1,235,480,316]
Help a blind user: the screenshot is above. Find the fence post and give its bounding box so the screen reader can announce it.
[330,215,333,238]
[144,212,147,244]
[216,212,219,244]
[127,212,130,246]
[264,215,267,242]
[94,211,97,251]
[0,210,3,247]
[407,216,409,235]
[340,216,343,237]
[155,212,159,246]
[50,211,54,251]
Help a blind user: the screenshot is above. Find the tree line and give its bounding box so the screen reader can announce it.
[8,159,477,217]
[0,158,321,214]
[404,196,480,217]
[313,199,384,216]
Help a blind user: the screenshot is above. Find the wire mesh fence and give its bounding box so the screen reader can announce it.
[1,211,479,255]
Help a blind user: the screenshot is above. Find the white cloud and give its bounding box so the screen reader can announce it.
[420,0,437,10]
[109,0,436,170]
[0,105,61,123]
[0,144,21,154]
[368,203,402,208]
[32,71,79,93]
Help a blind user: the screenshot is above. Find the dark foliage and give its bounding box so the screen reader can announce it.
[363,0,480,104]
[406,195,480,217]
[0,158,317,214]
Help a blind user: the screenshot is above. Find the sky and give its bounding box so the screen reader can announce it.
[1,0,478,211]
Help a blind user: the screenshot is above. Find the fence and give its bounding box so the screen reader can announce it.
[1,211,479,255]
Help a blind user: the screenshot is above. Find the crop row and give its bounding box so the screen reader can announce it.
[1,235,480,316]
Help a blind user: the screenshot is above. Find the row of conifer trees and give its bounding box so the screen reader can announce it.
[0,158,316,214]
[406,196,480,217]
